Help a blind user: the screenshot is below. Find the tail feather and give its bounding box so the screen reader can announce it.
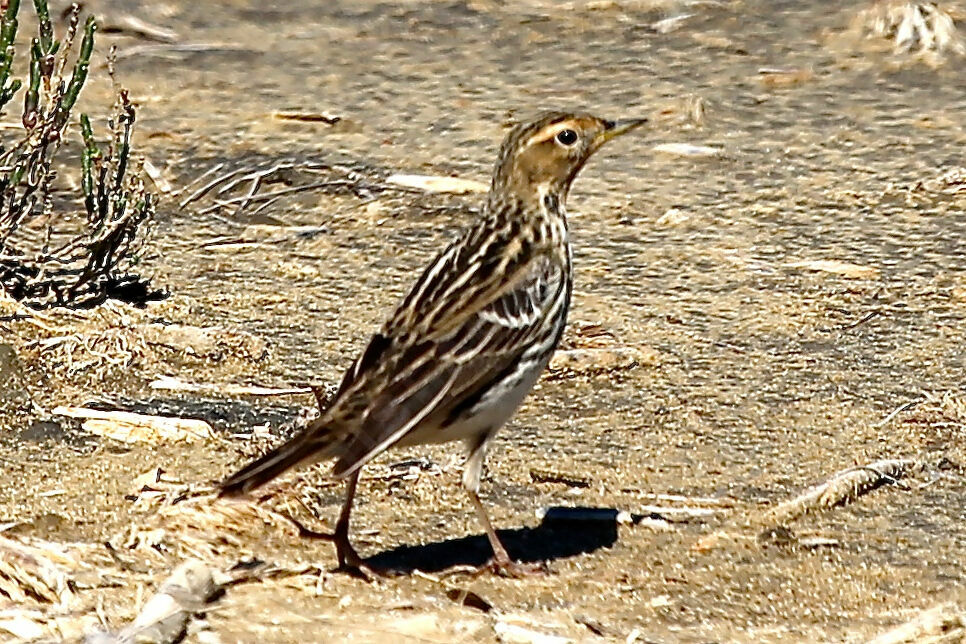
[219,428,335,497]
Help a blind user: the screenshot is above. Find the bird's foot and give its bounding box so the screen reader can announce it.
[335,545,378,580]
[292,522,335,541]
[286,516,394,580]
[334,537,404,580]
[335,560,380,580]
[480,555,548,578]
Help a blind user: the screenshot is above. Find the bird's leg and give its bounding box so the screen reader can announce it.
[331,469,375,578]
[292,468,387,579]
[463,436,546,578]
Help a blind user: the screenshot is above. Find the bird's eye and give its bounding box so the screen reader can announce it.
[555,129,578,146]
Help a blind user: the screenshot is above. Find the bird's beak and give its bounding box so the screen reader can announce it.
[597,118,648,145]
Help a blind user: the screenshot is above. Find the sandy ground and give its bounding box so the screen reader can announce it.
[1,0,966,642]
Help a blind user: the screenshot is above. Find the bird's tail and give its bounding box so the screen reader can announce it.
[219,423,337,497]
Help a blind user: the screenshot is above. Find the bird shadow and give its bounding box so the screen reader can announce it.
[365,506,620,574]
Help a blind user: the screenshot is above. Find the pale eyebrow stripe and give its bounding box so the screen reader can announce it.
[522,120,578,148]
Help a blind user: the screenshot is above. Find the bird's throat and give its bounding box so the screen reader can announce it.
[541,191,561,215]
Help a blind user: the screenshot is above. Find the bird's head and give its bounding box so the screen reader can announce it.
[488,112,647,211]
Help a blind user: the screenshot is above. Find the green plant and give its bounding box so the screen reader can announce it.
[0,0,160,309]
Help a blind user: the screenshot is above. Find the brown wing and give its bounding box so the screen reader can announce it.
[325,245,568,477]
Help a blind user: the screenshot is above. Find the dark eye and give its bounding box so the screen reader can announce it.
[555,129,578,146]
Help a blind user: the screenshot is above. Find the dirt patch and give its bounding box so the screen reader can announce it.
[1,0,965,642]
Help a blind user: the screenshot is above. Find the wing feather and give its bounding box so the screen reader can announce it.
[328,250,567,476]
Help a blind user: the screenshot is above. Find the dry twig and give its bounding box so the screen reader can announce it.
[763,458,919,524]
[85,560,218,644]
[868,603,966,644]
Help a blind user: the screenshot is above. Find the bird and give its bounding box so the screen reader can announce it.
[219,111,646,577]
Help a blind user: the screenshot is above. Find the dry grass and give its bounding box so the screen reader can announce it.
[839,1,966,66]
[0,536,77,605]
[0,293,270,417]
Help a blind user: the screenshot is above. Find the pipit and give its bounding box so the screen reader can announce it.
[220,112,646,577]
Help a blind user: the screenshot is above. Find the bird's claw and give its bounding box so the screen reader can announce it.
[480,556,548,578]
[334,539,405,580]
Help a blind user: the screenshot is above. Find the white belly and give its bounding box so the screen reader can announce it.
[397,347,553,447]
